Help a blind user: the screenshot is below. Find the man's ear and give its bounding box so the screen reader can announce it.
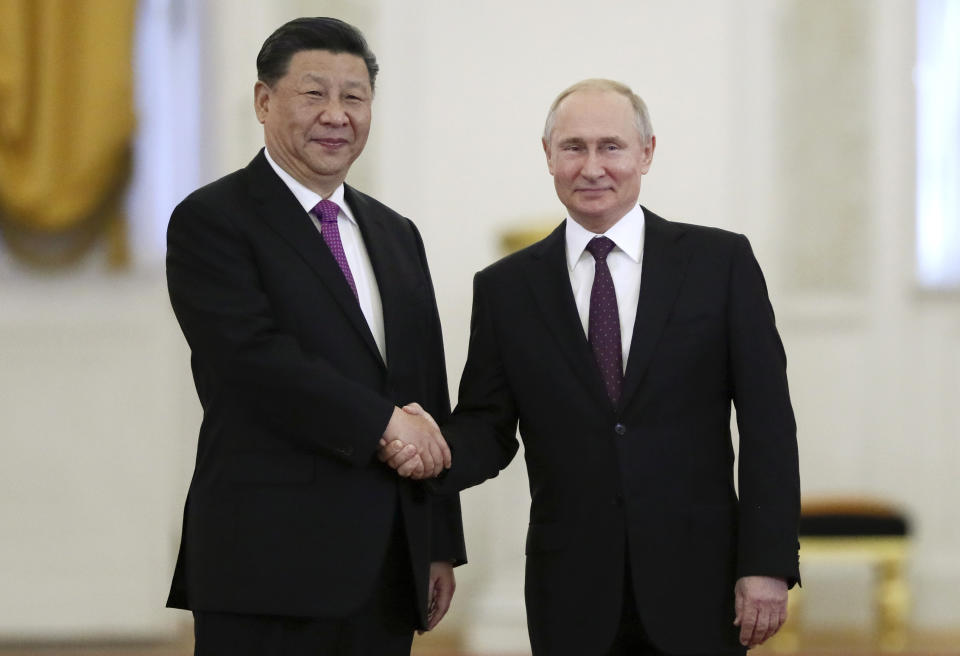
[542,137,555,175]
[639,134,656,174]
[253,80,271,125]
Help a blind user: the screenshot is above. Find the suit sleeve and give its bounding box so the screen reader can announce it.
[166,197,395,466]
[727,234,801,585]
[431,271,521,495]
[408,220,467,565]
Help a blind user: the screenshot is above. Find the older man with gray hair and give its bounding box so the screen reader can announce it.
[392,78,800,655]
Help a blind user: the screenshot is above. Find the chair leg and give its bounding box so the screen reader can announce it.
[876,555,909,652]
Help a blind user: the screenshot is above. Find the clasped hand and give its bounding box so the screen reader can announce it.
[378,403,450,479]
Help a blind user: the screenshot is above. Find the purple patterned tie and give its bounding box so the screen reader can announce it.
[312,199,359,300]
[586,237,622,405]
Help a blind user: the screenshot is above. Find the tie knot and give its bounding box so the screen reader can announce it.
[585,236,616,262]
[312,199,340,222]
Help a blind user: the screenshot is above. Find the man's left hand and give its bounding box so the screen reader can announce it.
[733,575,788,648]
[419,561,455,633]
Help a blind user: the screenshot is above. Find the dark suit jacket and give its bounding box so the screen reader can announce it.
[434,210,799,655]
[165,150,466,628]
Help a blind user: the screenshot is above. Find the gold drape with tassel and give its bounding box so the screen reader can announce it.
[0,0,136,267]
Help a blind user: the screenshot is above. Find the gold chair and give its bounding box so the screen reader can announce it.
[771,497,911,652]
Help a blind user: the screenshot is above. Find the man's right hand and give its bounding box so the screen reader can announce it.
[378,404,451,478]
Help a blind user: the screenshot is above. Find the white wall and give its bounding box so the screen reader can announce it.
[1,0,958,648]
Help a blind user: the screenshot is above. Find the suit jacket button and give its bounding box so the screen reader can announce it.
[614,423,627,436]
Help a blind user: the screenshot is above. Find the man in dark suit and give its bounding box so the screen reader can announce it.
[389,79,800,655]
[165,17,465,656]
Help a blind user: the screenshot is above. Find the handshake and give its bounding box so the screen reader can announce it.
[377,403,450,479]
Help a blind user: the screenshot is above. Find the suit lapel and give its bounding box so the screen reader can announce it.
[620,210,688,408]
[344,185,403,371]
[524,222,612,410]
[244,151,384,368]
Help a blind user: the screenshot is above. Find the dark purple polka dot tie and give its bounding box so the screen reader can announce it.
[312,199,359,300]
[585,236,622,405]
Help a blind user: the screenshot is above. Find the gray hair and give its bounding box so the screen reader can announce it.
[542,78,653,145]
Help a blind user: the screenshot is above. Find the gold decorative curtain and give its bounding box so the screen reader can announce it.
[0,0,136,267]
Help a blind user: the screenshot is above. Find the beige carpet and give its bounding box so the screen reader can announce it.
[1,630,958,656]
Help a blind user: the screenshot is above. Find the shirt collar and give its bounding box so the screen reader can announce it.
[263,147,356,225]
[565,204,645,272]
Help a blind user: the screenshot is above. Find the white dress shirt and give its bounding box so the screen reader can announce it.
[565,205,645,373]
[264,148,387,363]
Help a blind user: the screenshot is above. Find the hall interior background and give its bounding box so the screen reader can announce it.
[2,0,959,653]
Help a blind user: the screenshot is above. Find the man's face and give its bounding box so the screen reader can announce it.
[543,89,654,232]
[254,49,372,194]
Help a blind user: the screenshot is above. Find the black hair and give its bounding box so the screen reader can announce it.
[256,17,379,91]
